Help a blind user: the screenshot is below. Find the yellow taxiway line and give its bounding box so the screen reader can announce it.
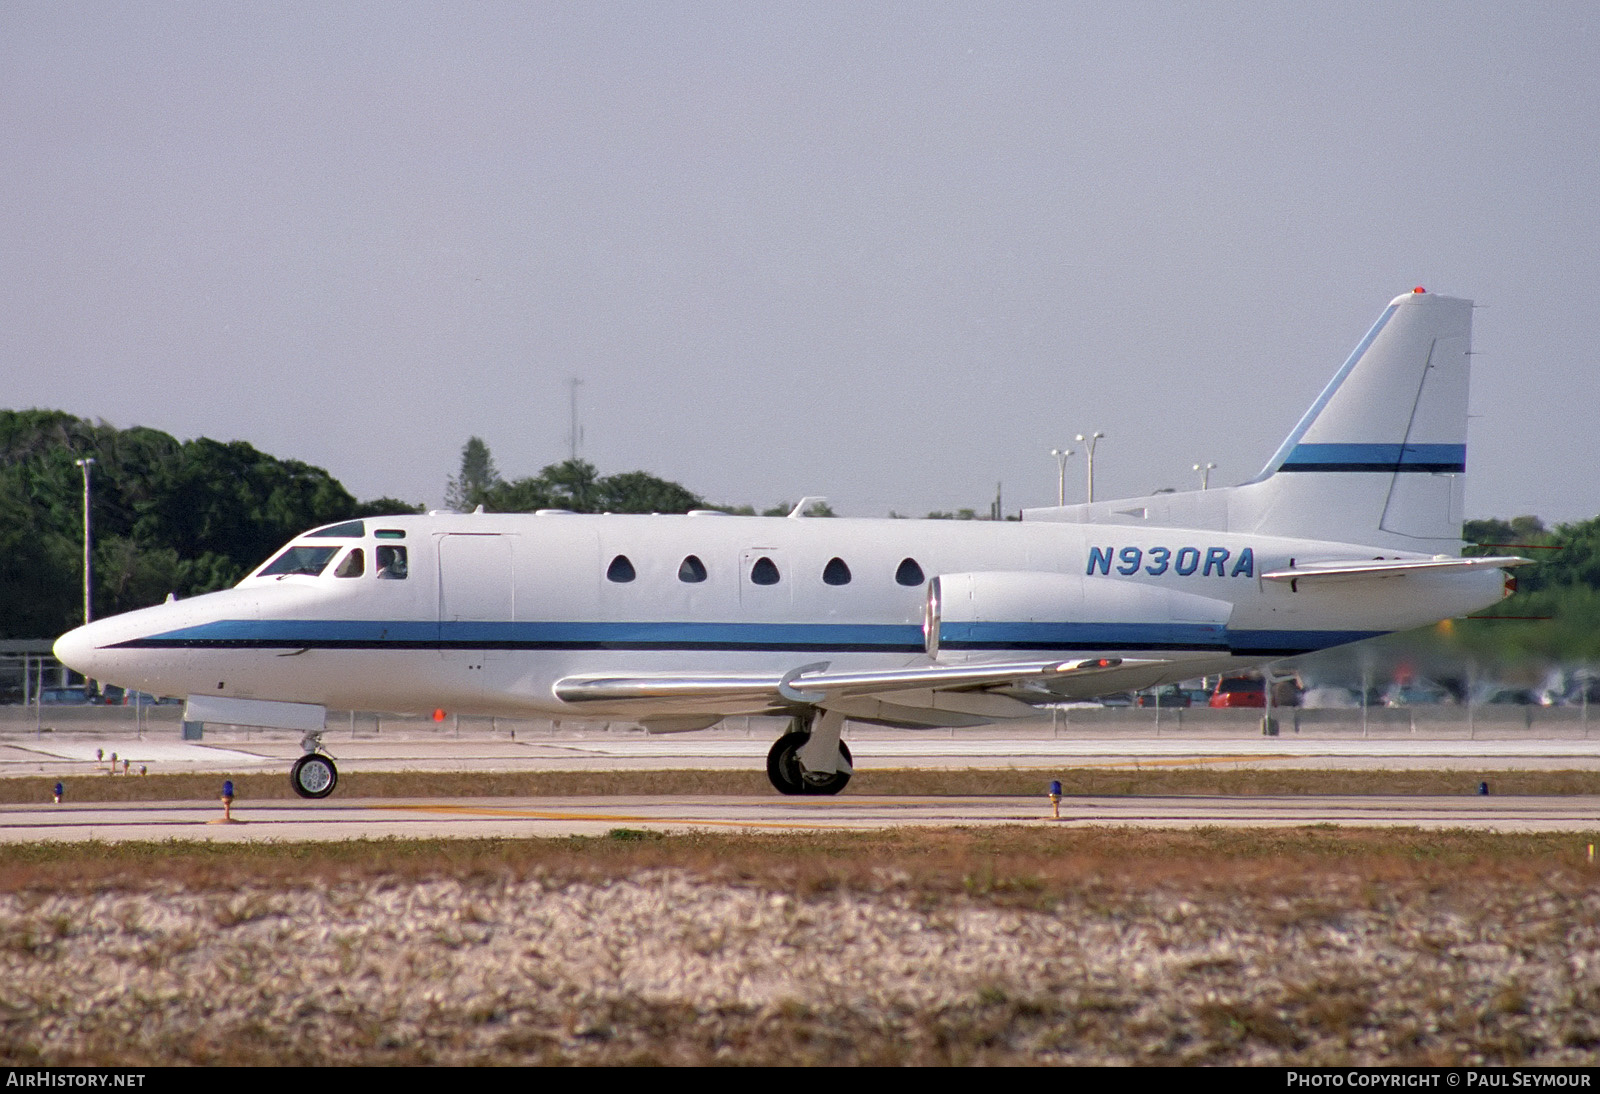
[373,802,858,831]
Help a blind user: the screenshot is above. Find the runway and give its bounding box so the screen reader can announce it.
[6,721,1600,780]
[4,722,1600,842]
[4,791,1599,842]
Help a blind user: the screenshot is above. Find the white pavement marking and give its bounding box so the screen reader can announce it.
[10,740,273,765]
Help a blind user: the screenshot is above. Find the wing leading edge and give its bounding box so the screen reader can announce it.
[554,655,1147,719]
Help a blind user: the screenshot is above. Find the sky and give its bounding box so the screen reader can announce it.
[4,2,1598,522]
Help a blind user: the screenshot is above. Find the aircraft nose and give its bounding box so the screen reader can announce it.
[53,623,103,678]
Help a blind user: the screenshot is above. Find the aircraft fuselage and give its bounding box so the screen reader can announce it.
[54,510,1506,723]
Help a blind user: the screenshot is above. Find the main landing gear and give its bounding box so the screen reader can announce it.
[766,709,853,796]
[290,733,338,799]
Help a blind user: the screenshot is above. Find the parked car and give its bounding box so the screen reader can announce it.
[1209,677,1266,708]
[37,686,95,704]
[1136,685,1192,708]
[124,691,183,706]
[1560,678,1600,707]
[1382,678,1454,706]
[1299,685,1363,709]
[1471,684,1541,706]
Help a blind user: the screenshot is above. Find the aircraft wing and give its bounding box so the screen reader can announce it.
[1261,555,1531,585]
[554,656,1139,709]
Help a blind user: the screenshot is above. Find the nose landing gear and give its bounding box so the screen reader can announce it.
[290,733,338,799]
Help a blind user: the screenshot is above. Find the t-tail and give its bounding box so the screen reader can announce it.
[1025,288,1474,554]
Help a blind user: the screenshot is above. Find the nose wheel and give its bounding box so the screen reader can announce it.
[290,752,338,799]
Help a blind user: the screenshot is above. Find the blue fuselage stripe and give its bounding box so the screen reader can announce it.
[109,619,1383,657]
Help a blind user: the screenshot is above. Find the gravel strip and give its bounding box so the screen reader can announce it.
[3,871,1599,1065]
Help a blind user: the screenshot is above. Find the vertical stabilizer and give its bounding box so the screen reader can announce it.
[1232,288,1471,551]
[1024,289,1474,555]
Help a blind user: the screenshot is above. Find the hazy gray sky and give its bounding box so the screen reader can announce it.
[4,2,1597,522]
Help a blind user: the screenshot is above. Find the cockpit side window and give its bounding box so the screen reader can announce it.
[376,545,409,580]
[307,520,365,538]
[334,548,365,578]
[259,545,339,578]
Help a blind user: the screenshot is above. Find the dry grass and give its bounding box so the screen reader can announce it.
[0,826,1595,897]
[7,765,1600,804]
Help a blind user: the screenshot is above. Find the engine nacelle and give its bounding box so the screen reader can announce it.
[924,571,1233,656]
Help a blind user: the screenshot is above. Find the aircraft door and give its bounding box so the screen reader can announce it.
[437,534,515,706]
[439,534,515,621]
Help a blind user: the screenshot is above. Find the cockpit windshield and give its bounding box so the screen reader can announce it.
[258,545,340,578]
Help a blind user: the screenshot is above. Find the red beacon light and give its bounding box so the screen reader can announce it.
[1413,286,1426,293]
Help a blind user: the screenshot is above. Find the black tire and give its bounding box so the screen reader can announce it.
[766,732,808,795]
[801,739,852,796]
[290,753,338,799]
[765,734,852,796]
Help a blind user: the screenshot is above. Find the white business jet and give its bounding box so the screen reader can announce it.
[54,289,1526,798]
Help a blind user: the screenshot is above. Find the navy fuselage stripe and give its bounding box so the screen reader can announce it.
[107,619,1384,657]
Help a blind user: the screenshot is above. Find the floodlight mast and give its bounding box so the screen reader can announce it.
[1049,448,1074,506]
[1075,432,1104,503]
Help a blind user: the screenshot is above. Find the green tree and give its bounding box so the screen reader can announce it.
[478,462,705,515]
[595,471,704,514]
[0,410,421,637]
[540,459,600,512]
[444,437,501,511]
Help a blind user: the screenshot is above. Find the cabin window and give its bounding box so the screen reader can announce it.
[607,555,636,583]
[374,528,406,540]
[750,556,781,586]
[376,545,408,579]
[259,545,339,578]
[895,558,925,586]
[334,548,365,578]
[822,557,852,586]
[678,555,707,583]
[307,520,365,538]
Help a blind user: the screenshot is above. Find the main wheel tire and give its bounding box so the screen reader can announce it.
[766,732,809,795]
[290,753,338,799]
[802,740,852,797]
[765,734,852,796]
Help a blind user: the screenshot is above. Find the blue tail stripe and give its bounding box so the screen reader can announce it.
[1278,442,1465,473]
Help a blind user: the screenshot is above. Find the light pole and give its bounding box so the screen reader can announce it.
[1075,432,1104,503]
[1049,448,1074,506]
[1193,461,1216,490]
[74,457,95,626]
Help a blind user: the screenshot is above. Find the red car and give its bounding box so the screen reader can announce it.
[1209,677,1266,708]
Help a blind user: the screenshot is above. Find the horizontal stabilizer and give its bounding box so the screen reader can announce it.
[1261,555,1530,585]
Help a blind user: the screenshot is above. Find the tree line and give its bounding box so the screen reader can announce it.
[0,410,419,639]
